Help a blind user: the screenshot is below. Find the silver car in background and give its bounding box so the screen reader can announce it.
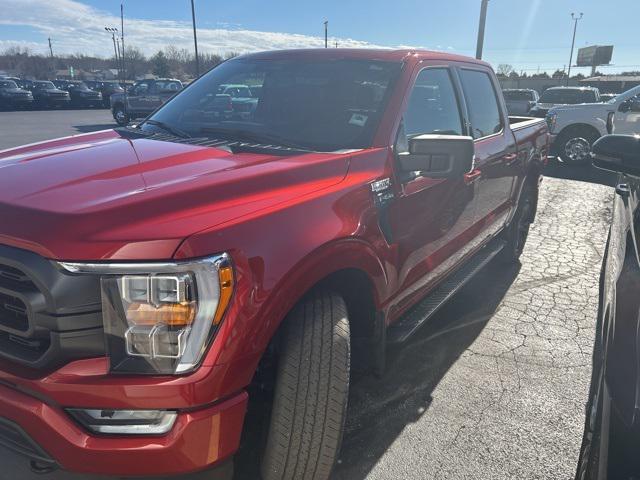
[502,88,539,115]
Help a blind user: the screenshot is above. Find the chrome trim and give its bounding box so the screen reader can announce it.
[57,254,229,275]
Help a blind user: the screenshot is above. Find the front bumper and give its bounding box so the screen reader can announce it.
[1,97,33,106]
[0,365,247,477]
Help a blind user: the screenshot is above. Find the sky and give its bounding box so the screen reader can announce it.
[0,0,639,74]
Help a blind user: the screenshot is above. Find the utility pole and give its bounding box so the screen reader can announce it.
[48,37,54,58]
[475,0,489,59]
[335,41,338,48]
[121,2,127,119]
[120,3,125,83]
[566,12,583,86]
[190,0,200,77]
[324,21,328,48]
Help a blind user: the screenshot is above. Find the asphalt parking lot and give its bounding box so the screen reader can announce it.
[0,109,616,480]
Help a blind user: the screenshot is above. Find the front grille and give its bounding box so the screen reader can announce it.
[0,417,56,466]
[0,292,29,332]
[0,264,31,283]
[0,244,105,370]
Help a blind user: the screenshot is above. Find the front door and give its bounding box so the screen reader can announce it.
[457,67,518,240]
[127,80,151,113]
[615,93,640,135]
[388,65,479,315]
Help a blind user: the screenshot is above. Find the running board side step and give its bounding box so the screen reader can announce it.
[387,240,506,344]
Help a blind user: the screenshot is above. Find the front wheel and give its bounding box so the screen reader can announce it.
[558,129,600,165]
[260,291,350,480]
[113,105,129,126]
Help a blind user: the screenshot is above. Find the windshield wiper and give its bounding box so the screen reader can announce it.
[200,127,311,151]
[143,119,192,138]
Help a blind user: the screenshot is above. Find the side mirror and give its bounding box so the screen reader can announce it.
[592,135,640,177]
[397,134,474,179]
[619,101,632,113]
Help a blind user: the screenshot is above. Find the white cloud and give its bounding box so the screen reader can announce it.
[0,0,425,57]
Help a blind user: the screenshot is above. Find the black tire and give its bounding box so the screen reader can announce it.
[113,104,129,126]
[557,128,600,166]
[260,291,350,480]
[498,181,537,264]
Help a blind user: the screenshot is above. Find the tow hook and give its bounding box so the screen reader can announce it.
[615,183,630,197]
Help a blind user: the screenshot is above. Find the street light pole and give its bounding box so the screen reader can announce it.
[190,0,200,77]
[104,27,120,67]
[475,0,489,59]
[324,21,328,48]
[566,12,583,86]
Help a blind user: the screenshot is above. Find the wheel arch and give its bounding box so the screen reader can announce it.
[229,239,388,393]
[557,122,603,142]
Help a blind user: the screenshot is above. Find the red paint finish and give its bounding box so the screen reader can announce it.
[0,49,548,476]
[0,380,246,476]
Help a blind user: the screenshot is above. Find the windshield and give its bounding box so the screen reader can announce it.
[144,57,402,151]
[503,90,533,101]
[539,89,597,104]
[0,81,17,89]
[34,81,55,90]
[68,82,90,91]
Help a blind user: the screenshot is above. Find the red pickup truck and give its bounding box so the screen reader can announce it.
[0,49,547,480]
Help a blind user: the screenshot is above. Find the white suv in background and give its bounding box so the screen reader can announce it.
[546,85,640,165]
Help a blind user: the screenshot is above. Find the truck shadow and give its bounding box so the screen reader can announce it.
[331,260,521,480]
[543,157,617,188]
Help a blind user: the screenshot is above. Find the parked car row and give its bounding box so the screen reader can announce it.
[108,78,260,126]
[501,85,640,166]
[503,86,618,117]
[0,76,125,110]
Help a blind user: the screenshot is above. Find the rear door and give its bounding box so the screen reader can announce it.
[456,67,518,240]
[388,65,480,313]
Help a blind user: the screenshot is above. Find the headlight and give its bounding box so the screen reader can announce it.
[58,254,233,375]
[545,112,557,133]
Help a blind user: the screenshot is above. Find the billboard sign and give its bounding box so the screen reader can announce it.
[577,45,614,67]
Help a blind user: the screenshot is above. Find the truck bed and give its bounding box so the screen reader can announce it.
[509,116,549,159]
[509,115,546,130]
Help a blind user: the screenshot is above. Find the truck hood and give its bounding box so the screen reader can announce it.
[548,102,610,114]
[0,130,350,260]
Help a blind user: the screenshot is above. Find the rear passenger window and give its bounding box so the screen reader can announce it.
[403,68,463,138]
[459,69,502,139]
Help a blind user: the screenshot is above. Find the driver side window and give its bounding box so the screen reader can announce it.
[132,82,150,96]
[403,68,464,140]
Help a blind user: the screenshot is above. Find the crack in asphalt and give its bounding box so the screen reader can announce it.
[335,177,614,480]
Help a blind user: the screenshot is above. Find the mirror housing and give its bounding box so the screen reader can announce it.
[397,134,474,179]
[592,134,640,177]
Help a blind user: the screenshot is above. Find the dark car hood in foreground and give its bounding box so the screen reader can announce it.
[1,88,30,95]
[0,130,350,260]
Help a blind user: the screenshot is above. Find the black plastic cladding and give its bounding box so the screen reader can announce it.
[0,244,105,370]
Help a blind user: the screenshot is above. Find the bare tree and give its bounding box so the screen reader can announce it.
[496,64,514,78]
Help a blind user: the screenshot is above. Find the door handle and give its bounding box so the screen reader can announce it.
[464,169,482,185]
[504,153,518,165]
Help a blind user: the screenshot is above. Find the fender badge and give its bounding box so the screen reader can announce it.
[370,178,391,193]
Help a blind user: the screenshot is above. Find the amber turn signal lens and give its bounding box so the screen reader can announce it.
[213,265,233,325]
[126,302,196,326]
